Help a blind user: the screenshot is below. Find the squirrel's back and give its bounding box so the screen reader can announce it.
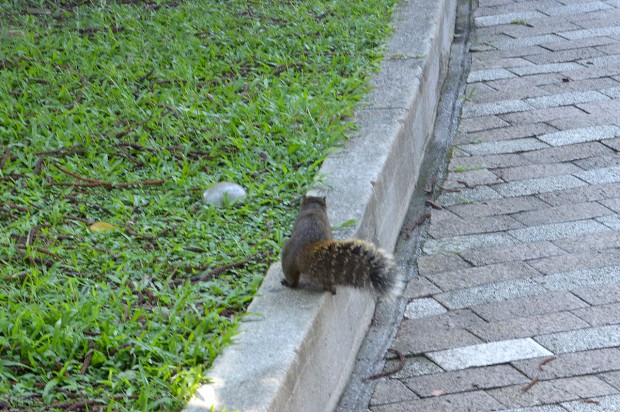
[281,195,402,298]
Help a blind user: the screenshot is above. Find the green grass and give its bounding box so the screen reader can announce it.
[0,0,397,409]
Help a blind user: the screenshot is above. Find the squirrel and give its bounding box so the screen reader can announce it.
[281,195,402,299]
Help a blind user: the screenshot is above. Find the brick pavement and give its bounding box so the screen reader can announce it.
[368,0,620,410]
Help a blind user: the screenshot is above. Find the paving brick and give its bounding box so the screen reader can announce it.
[540,35,616,52]
[499,105,586,124]
[468,312,589,341]
[545,1,613,16]
[574,165,620,185]
[459,114,510,133]
[456,123,557,145]
[436,185,503,207]
[475,11,547,28]
[471,291,589,322]
[404,298,447,320]
[525,90,609,109]
[512,202,613,227]
[560,26,620,40]
[459,138,549,156]
[563,64,620,81]
[369,379,418,406]
[539,77,620,95]
[537,183,620,207]
[417,253,471,275]
[572,283,620,306]
[471,56,535,71]
[537,125,620,146]
[576,96,620,117]
[528,248,620,275]
[428,214,523,238]
[490,34,567,50]
[449,153,530,172]
[370,391,504,412]
[461,99,533,118]
[487,376,617,409]
[575,153,620,170]
[460,241,565,266]
[393,319,483,355]
[502,405,568,412]
[561,394,620,411]
[535,266,620,292]
[534,324,620,353]
[603,137,620,151]
[524,46,606,65]
[403,276,443,299]
[493,174,587,197]
[467,67,516,82]
[511,62,584,76]
[427,338,553,371]
[495,162,582,182]
[572,302,620,327]
[513,348,620,380]
[449,196,548,219]
[403,365,528,397]
[422,232,517,255]
[600,197,620,213]
[443,168,500,189]
[427,261,539,292]
[522,142,615,165]
[380,356,442,380]
[600,372,620,391]
[508,219,610,243]
[552,229,620,254]
[434,279,547,310]
[578,54,620,68]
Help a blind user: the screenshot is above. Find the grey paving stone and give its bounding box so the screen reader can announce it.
[510,62,584,76]
[469,312,590,341]
[402,365,528,397]
[403,276,443,299]
[528,248,620,275]
[600,372,620,391]
[380,356,442,380]
[428,214,523,238]
[525,90,609,109]
[443,168,500,189]
[422,232,517,255]
[600,197,620,213]
[487,376,618,409]
[572,302,620,327]
[500,105,586,125]
[578,54,620,68]
[560,26,620,41]
[456,123,557,145]
[370,391,504,412]
[495,162,582,182]
[427,261,539,292]
[460,241,565,267]
[574,165,620,185]
[459,115,510,133]
[537,125,620,146]
[369,379,418,406]
[539,77,620,95]
[417,252,471,275]
[459,138,549,156]
[508,219,610,243]
[493,174,587,197]
[602,86,620,98]
[545,1,613,16]
[535,266,620,292]
[575,153,620,171]
[427,338,553,371]
[521,142,614,165]
[537,183,620,207]
[490,34,566,50]
[525,46,606,65]
[597,214,620,230]
[434,278,547,310]
[541,35,616,52]
[393,321,483,355]
[461,99,533,118]
[573,283,620,306]
[512,348,620,380]
[449,153,530,172]
[470,56,534,71]
[404,298,447,320]
[475,11,547,28]
[435,185,504,207]
[467,67,516,83]
[603,137,620,151]
[561,394,620,412]
[512,202,612,227]
[501,406,569,412]
[471,291,589,322]
[449,196,549,219]
[534,324,620,354]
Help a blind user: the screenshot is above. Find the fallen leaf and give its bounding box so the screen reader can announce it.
[89,222,117,232]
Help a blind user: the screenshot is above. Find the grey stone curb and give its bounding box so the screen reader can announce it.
[184,0,457,410]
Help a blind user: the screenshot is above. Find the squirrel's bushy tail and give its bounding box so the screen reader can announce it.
[300,239,402,298]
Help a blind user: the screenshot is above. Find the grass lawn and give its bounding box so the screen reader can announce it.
[0,0,397,409]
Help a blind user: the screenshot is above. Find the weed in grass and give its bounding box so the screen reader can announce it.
[0,0,398,409]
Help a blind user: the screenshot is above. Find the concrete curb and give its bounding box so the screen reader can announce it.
[185,0,457,410]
